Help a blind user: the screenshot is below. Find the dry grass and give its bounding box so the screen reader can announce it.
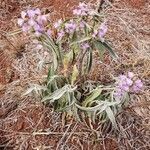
[0,0,150,149]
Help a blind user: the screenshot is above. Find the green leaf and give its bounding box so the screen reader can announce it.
[71,65,79,85]
[22,84,47,96]
[105,107,118,129]
[42,85,77,102]
[70,36,92,46]
[103,42,118,59]
[94,40,118,59]
[86,49,93,73]
[82,87,102,106]
[73,104,81,122]
[75,102,104,112]
[47,75,63,85]
[42,85,68,102]
[93,40,105,61]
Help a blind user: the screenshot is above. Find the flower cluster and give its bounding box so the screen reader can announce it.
[114,72,143,98]
[65,20,77,33]
[17,8,49,36]
[73,2,90,16]
[93,22,108,42]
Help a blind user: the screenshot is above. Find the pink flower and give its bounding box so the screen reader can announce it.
[132,85,141,93]
[92,22,107,42]
[22,23,31,32]
[37,15,47,25]
[92,30,98,38]
[57,30,65,39]
[73,2,90,16]
[98,23,107,39]
[125,78,133,86]
[27,9,36,18]
[114,73,143,99]
[33,23,43,32]
[128,72,134,79]
[47,29,52,37]
[21,11,27,19]
[65,20,77,33]
[17,18,24,26]
[134,79,143,88]
[131,79,143,93]
[34,8,41,15]
[54,19,62,29]
[81,43,90,50]
[34,31,41,37]
[79,21,86,29]
[28,19,36,26]
[73,9,82,16]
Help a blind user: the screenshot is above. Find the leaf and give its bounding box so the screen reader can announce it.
[82,87,102,106]
[47,75,62,85]
[42,41,59,71]
[105,107,118,129]
[42,85,68,102]
[94,40,118,59]
[70,36,92,46]
[75,102,104,112]
[71,65,79,85]
[22,84,47,96]
[93,40,105,61]
[53,52,58,71]
[22,87,35,96]
[7,29,22,36]
[86,49,93,73]
[47,66,55,81]
[73,104,81,122]
[42,85,77,102]
[103,42,118,59]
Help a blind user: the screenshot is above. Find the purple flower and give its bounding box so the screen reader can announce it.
[46,29,52,37]
[125,78,133,86]
[34,8,41,15]
[21,11,27,19]
[92,30,98,38]
[37,15,47,25]
[135,79,143,88]
[119,75,127,81]
[73,9,82,16]
[27,9,36,18]
[79,21,86,29]
[65,20,77,33]
[128,72,134,79]
[28,19,36,26]
[73,2,90,16]
[114,73,143,99]
[92,22,107,42]
[33,23,43,32]
[98,23,107,40]
[54,19,62,29]
[17,18,24,26]
[57,30,65,40]
[131,79,143,93]
[34,31,41,37]
[121,85,129,92]
[22,23,31,32]
[18,8,47,34]
[81,43,90,50]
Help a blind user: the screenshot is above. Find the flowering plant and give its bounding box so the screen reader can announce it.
[20,3,143,128]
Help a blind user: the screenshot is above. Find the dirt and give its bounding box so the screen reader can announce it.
[126,0,147,8]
